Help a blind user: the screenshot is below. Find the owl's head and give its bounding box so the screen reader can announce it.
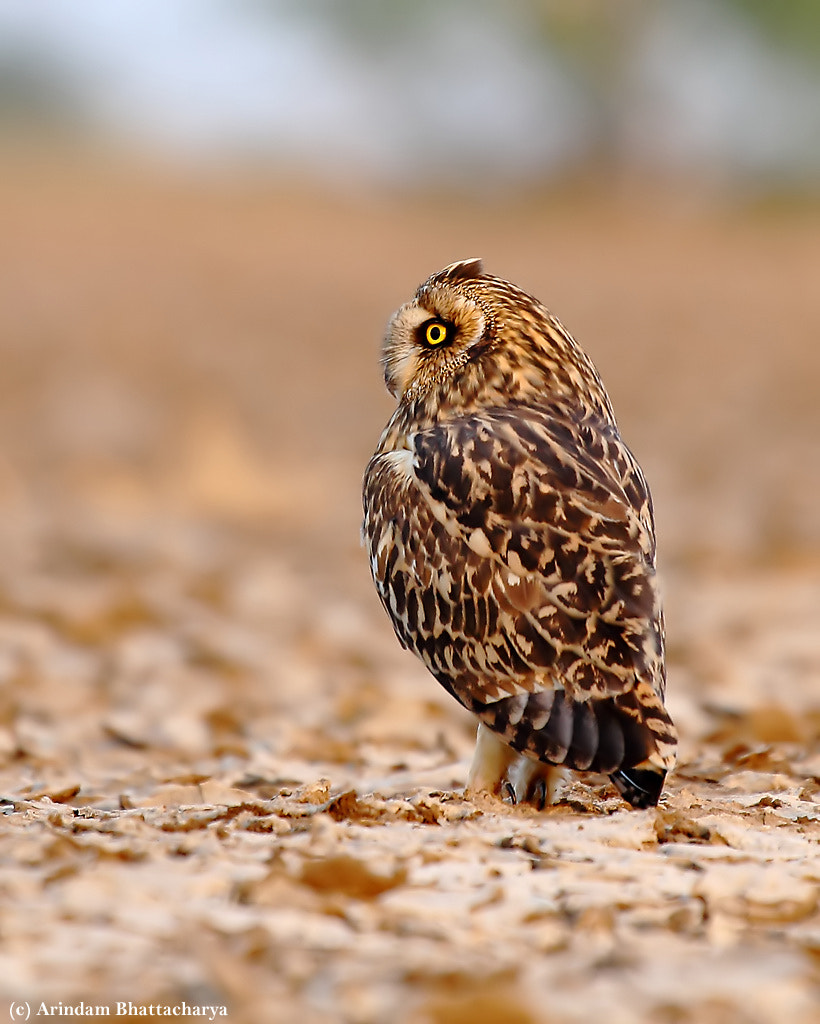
[381,259,613,421]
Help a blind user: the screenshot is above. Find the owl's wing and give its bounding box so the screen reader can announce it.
[364,404,675,774]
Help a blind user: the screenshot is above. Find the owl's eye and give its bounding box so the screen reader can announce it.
[422,320,450,347]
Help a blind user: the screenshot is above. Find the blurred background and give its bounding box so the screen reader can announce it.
[3,0,820,185]
[0,0,819,1016]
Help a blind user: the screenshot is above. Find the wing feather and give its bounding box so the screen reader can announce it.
[363,403,665,716]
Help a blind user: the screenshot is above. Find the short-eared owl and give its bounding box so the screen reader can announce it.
[363,259,676,808]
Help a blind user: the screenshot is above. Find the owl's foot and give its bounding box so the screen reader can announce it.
[501,756,564,809]
[466,722,564,809]
[502,778,548,808]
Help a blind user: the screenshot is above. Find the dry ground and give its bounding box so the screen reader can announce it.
[0,160,818,1023]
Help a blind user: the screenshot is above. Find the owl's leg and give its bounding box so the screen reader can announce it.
[466,722,520,795]
[466,722,564,807]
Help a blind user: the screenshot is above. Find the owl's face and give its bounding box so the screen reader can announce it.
[380,258,613,421]
[381,258,492,404]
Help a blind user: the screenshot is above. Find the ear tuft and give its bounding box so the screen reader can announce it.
[436,258,484,283]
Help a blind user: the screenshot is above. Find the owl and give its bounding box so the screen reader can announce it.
[362,259,676,809]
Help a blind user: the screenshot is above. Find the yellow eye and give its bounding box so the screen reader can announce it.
[425,321,449,346]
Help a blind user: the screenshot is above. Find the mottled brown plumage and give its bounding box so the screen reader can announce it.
[363,259,676,808]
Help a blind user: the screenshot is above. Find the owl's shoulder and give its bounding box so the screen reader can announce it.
[407,403,650,526]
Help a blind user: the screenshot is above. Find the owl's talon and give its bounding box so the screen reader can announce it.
[501,780,518,806]
[530,777,548,811]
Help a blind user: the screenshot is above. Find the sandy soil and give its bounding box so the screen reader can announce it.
[0,161,818,1023]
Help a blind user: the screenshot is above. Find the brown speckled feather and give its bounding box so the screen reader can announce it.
[363,259,677,806]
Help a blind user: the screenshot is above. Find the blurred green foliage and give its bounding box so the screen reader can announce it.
[259,0,820,66]
[726,0,820,60]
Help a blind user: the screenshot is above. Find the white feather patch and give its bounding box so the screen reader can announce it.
[467,529,493,558]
